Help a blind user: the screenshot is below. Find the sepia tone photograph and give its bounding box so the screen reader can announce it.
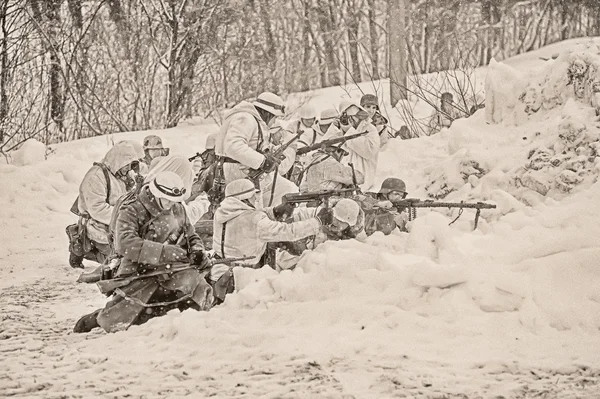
[1,0,600,397]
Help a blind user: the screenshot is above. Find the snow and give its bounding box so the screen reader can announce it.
[3,40,600,398]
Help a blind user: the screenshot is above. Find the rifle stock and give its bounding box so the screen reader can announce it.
[296,131,368,156]
[247,129,303,180]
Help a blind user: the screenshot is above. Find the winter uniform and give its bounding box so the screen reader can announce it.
[215,100,297,207]
[276,197,367,270]
[299,149,364,192]
[213,179,322,267]
[324,119,380,192]
[78,141,143,248]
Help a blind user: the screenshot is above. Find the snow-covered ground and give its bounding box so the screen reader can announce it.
[3,40,600,398]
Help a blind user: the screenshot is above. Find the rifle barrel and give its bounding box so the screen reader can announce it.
[296,131,367,155]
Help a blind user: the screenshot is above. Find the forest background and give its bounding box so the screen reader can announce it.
[1,0,598,152]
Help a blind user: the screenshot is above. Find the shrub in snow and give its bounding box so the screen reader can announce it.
[424,149,487,199]
[514,112,600,197]
[9,139,47,166]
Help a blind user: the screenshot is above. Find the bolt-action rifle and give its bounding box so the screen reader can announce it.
[283,188,356,208]
[188,152,203,162]
[247,129,304,181]
[388,199,496,230]
[96,256,253,295]
[296,131,368,156]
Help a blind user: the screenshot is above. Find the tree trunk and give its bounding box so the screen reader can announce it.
[46,0,66,134]
[560,0,568,40]
[367,0,380,80]
[389,0,407,107]
[301,0,311,91]
[259,0,278,92]
[0,0,8,143]
[347,10,361,83]
[317,0,340,87]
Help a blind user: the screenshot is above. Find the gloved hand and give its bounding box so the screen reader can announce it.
[316,207,334,226]
[377,200,394,210]
[260,152,282,173]
[189,247,210,268]
[273,201,295,221]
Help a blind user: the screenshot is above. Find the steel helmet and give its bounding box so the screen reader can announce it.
[143,135,164,151]
[360,94,379,109]
[339,101,369,120]
[378,178,406,195]
[299,104,316,119]
[254,92,286,117]
[332,198,360,226]
[319,108,338,124]
[225,179,257,201]
[205,133,217,150]
[149,171,186,202]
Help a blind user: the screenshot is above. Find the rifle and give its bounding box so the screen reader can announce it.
[247,129,303,181]
[296,131,368,156]
[189,152,202,162]
[347,162,361,195]
[283,188,356,208]
[387,199,496,230]
[96,256,253,294]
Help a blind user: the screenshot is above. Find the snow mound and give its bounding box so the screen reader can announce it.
[8,139,47,166]
[423,48,600,204]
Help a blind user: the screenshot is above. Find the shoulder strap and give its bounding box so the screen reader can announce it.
[93,162,112,202]
[221,221,227,258]
[252,116,264,152]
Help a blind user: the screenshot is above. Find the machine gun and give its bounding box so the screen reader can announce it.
[246,129,303,181]
[388,199,496,230]
[283,188,356,208]
[96,256,253,295]
[296,131,368,156]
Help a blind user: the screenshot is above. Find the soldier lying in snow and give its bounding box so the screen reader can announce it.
[73,171,213,333]
[274,197,367,271]
[212,178,332,270]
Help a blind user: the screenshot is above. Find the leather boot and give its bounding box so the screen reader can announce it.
[69,252,85,269]
[73,309,101,333]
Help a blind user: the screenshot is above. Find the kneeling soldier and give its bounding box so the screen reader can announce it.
[73,171,212,333]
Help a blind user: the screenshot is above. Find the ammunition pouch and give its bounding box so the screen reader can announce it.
[66,215,93,257]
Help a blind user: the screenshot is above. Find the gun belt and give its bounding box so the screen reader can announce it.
[218,156,240,164]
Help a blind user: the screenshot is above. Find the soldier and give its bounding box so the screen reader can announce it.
[428,92,463,135]
[360,178,410,235]
[324,101,381,192]
[67,141,143,269]
[73,171,212,333]
[191,133,217,177]
[215,92,298,207]
[299,146,364,192]
[360,94,390,147]
[276,197,367,270]
[213,179,332,267]
[293,104,320,149]
[317,108,339,138]
[142,135,169,168]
